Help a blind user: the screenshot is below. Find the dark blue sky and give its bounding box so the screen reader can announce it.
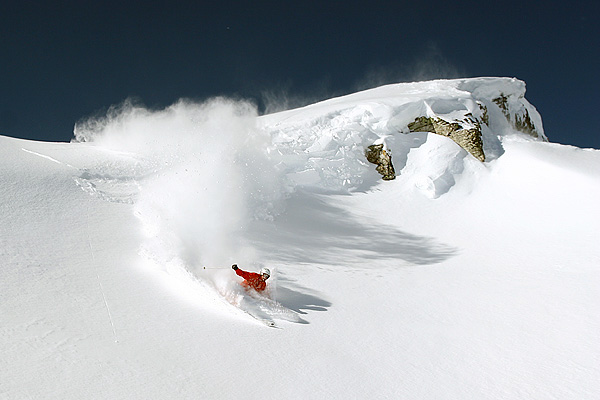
[1,1,598,148]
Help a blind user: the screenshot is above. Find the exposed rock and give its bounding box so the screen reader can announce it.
[407,116,435,133]
[258,77,547,191]
[493,93,509,116]
[408,116,486,162]
[478,103,489,126]
[493,93,541,139]
[365,144,396,180]
[514,108,538,137]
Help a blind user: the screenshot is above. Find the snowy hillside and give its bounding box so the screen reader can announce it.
[1,78,599,399]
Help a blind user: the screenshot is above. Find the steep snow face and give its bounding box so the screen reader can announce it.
[260,77,545,193]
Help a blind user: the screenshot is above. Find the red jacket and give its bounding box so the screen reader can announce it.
[235,268,267,292]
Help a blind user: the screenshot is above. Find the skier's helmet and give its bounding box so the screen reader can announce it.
[260,268,271,278]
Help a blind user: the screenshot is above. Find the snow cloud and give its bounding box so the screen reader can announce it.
[74,98,284,273]
[354,43,463,90]
[259,78,335,116]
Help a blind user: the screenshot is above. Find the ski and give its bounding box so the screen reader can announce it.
[239,305,278,328]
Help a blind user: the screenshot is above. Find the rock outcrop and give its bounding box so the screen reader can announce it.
[258,77,547,190]
[493,93,542,139]
[365,144,396,180]
[407,115,486,162]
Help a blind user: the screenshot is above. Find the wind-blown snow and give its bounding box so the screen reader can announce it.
[1,78,599,399]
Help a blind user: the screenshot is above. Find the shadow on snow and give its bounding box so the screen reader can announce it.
[249,191,458,266]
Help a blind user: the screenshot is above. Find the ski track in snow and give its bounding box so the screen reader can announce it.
[20,139,321,328]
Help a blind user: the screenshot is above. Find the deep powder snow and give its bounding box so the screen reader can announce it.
[1,78,598,399]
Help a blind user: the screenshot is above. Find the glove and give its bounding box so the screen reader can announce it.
[232,264,238,270]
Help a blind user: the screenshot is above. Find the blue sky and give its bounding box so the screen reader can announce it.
[1,0,598,148]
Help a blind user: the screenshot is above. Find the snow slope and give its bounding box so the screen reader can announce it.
[1,78,599,399]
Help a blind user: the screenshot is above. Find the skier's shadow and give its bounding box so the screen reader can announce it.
[273,279,331,324]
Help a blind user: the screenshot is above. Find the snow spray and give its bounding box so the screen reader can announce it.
[74,98,286,283]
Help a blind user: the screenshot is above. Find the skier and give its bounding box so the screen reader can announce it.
[232,264,270,292]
